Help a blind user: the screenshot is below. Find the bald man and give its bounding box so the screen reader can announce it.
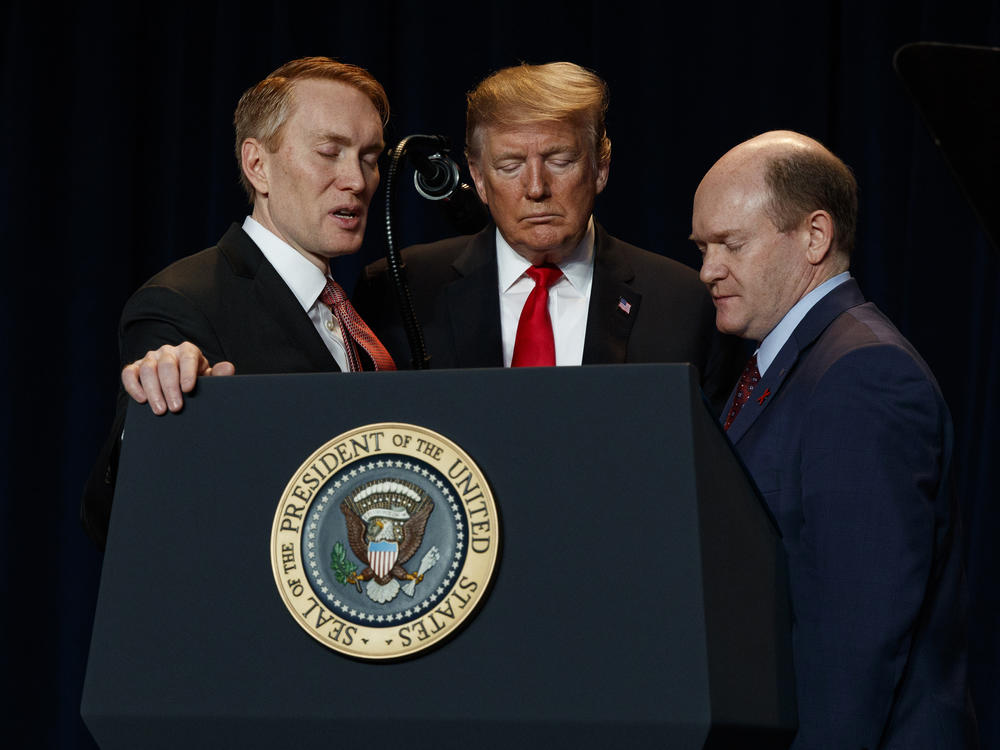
[691,131,975,748]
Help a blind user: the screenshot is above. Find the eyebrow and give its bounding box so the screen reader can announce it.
[540,144,579,156]
[314,132,385,152]
[689,229,742,243]
[492,144,579,161]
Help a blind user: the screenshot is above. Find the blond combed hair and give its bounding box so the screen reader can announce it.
[233,56,389,202]
[465,62,611,164]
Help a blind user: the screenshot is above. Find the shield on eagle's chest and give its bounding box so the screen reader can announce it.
[369,540,398,579]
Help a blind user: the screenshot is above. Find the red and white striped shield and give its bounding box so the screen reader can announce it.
[368,540,399,579]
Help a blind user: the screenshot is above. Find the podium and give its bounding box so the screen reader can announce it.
[81,364,796,748]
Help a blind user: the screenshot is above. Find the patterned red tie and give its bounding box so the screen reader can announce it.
[511,264,563,367]
[723,354,760,431]
[319,278,396,372]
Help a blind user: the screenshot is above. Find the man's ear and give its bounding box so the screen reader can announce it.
[241,138,269,198]
[595,154,610,196]
[805,209,834,265]
[468,157,488,205]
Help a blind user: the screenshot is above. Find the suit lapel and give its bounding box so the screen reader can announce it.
[219,224,341,373]
[582,223,640,365]
[445,227,504,367]
[440,221,643,367]
[725,279,867,443]
[724,346,800,444]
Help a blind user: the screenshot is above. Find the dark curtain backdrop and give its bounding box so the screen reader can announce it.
[2,1,998,747]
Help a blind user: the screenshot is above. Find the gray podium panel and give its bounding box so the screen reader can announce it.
[82,364,794,749]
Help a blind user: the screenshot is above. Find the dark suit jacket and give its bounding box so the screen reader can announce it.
[353,222,744,411]
[726,279,975,749]
[82,224,343,547]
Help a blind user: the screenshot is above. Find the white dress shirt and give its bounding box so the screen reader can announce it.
[756,272,851,375]
[497,217,596,367]
[242,216,350,371]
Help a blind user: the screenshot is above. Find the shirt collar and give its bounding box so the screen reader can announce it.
[496,216,596,293]
[243,216,328,311]
[757,271,851,375]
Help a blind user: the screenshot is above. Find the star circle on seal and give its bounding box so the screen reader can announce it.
[271,423,499,660]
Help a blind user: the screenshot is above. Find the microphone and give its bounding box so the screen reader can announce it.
[403,135,490,235]
[409,140,460,200]
[382,135,490,369]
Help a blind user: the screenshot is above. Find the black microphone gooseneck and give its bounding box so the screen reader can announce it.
[383,135,489,370]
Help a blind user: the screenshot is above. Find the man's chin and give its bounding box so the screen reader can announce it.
[321,231,366,258]
[715,313,744,339]
[510,231,577,264]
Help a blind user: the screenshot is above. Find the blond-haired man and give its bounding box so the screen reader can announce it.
[355,62,741,406]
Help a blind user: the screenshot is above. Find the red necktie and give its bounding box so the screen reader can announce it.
[511,264,563,367]
[319,278,396,372]
[723,354,760,431]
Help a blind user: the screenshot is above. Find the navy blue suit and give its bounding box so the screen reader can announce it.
[725,279,975,748]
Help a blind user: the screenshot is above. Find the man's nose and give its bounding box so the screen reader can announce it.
[699,244,728,285]
[337,157,367,193]
[522,160,549,200]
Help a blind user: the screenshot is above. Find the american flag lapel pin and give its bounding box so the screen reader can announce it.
[617,296,632,315]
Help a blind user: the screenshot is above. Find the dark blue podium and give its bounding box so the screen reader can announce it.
[82,364,795,748]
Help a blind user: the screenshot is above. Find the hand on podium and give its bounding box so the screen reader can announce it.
[121,342,235,415]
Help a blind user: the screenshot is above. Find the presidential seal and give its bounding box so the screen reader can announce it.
[270,423,499,660]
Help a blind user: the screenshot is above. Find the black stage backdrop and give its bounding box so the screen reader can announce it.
[2,1,998,747]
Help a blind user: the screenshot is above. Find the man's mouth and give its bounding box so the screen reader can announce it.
[330,207,364,229]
